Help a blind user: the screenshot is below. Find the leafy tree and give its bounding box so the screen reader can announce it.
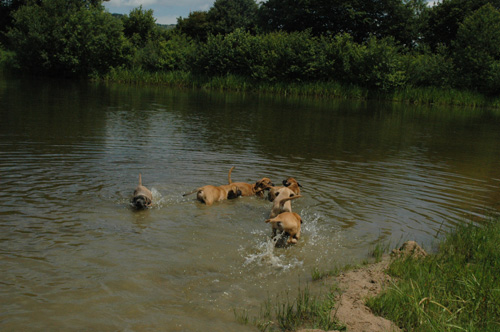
[422,0,500,50]
[452,4,500,94]
[206,0,258,35]
[257,0,425,46]
[0,0,32,45]
[6,0,127,77]
[121,5,158,47]
[176,11,210,41]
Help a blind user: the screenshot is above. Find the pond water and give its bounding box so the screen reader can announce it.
[1,76,500,331]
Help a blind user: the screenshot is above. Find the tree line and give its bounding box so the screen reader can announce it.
[1,0,500,95]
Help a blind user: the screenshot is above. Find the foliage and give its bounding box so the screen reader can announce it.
[206,0,258,35]
[367,217,500,331]
[3,0,500,102]
[404,45,454,88]
[257,0,426,46]
[131,33,195,72]
[452,4,500,95]
[175,11,210,41]
[6,0,127,77]
[422,0,500,50]
[121,5,158,48]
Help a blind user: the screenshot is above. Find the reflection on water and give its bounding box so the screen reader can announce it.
[1,75,500,330]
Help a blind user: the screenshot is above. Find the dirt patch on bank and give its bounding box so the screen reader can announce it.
[331,255,400,332]
[299,241,427,332]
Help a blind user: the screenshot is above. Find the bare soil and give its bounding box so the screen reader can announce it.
[298,241,427,332]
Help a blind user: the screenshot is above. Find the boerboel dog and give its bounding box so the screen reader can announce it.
[265,212,303,244]
[268,177,302,202]
[227,166,274,198]
[131,174,153,210]
[183,184,242,206]
[269,187,302,219]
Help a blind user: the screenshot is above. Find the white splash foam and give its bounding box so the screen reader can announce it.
[242,234,303,273]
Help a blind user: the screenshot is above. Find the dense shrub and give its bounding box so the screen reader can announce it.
[404,45,454,88]
[6,0,127,77]
[452,4,500,94]
[130,34,194,72]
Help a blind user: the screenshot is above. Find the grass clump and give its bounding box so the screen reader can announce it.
[235,285,344,331]
[367,218,500,331]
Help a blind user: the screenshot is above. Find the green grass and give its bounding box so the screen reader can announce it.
[235,285,345,331]
[97,68,500,108]
[367,217,500,332]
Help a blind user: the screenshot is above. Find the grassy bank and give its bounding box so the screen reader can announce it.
[367,217,500,331]
[99,68,500,109]
[234,284,344,332]
[236,217,500,331]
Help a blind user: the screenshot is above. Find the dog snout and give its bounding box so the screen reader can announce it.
[132,197,147,210]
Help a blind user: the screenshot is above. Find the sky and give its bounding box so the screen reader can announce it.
[104,0,438,26]
[104,0,214,25]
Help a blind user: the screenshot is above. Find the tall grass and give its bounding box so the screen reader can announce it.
[98,68,500,108]
[367,218,500,331]
[235,285,344,331]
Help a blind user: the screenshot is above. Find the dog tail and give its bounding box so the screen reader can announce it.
[228,166,235,184]
[182,188,199,197]
[138,173,142,186]
[279,195,302,208]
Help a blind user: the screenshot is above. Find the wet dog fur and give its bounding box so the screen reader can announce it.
[183,184,242,206]
[227,166,274,198]
[131,174,153,210]
[269,187,302,219]
[268,177,302,202]
[265,212,302,245]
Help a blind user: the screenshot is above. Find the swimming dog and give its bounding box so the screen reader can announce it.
[268,177,302,202]
[227,166,273,198]
[265,212,303,244]
[131,174,153,210]
[269,187,302,219]
[183,184,242,206]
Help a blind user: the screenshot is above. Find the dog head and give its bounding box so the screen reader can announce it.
[254,177,274,197]
[267,186,281,202]
[283,177,302,188]
[227,186,242,199]
[132,195,151,210]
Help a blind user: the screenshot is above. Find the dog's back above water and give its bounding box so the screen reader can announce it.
[131,174,153,210]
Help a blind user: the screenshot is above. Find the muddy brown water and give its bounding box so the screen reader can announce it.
[1,76,500,331]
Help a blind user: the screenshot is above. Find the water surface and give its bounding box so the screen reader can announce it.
[1,76,500,330]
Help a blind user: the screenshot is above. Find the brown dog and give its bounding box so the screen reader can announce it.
[268,177,302,202]
[183,184,241,206]
[269,187,302,219]
[131,174,153,210]
[265,212,302,244]
[227,166,274,198]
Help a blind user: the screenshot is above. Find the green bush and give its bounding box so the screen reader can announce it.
[6,0,127,77]
[452,4,500,95]
[249,30,321,82]
[131,34,195,72]
[404,45,454,88]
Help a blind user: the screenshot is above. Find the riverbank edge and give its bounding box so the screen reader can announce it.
[244,217,500,331]
[97,69,500,109]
